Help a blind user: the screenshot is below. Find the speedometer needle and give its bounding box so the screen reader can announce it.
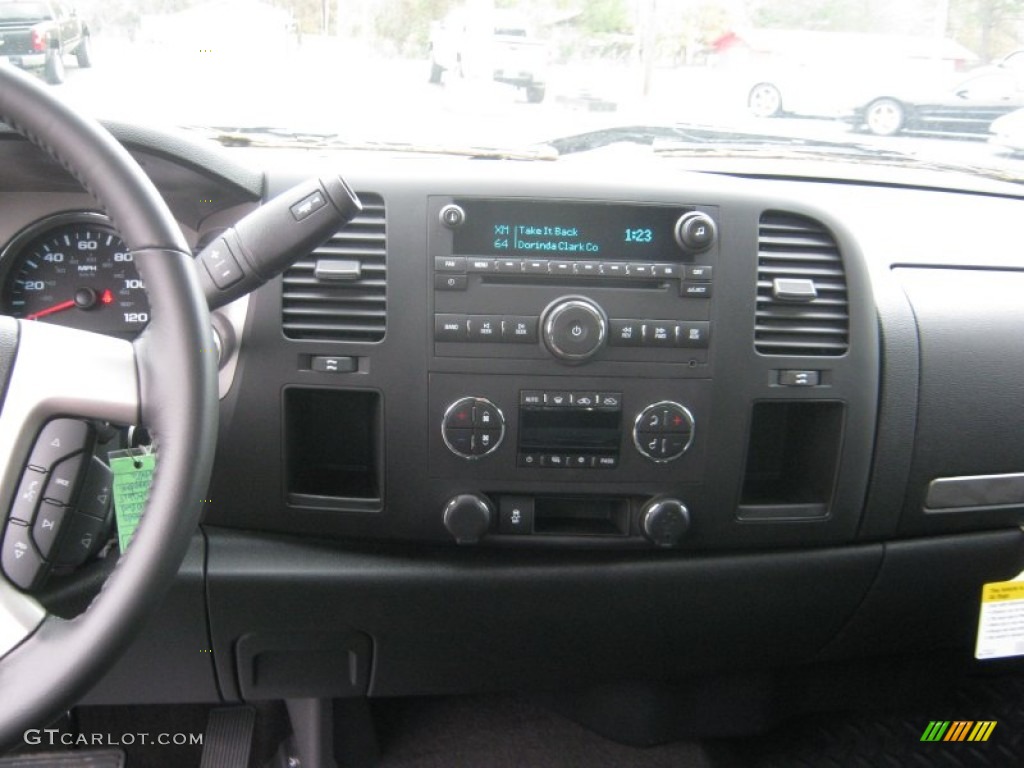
[26,300,76,320]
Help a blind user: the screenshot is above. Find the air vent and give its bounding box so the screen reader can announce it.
[282,193,386,341]
[755,211,849,356]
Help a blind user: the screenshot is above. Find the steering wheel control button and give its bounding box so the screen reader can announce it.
[11,468,47,523]
[28,418,91,471]
[442,398,505,459]
[44,453,85,507]
[2,521,45,591]
[32,502,68,560]
[439,204,466,229]
[542,298,607,362]
[54,512,105,568]
[674,211,717,252]
[499,496,535,535]
[443,494,493,544]
[634,402,695,463]
[200,237,244,290]
[78,457,114,520]
[641,499,691,548]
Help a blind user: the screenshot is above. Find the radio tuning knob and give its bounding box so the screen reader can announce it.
[541,297,607,363]
[443,493,494,544]
[640,499,690,548]
[674,211,717,252]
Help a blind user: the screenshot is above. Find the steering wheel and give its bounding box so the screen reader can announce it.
[0,65,218,745]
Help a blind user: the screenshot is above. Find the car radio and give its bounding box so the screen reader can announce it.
[428,197,718,368]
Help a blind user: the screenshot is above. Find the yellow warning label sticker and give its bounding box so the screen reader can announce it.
[977,580,1024,660]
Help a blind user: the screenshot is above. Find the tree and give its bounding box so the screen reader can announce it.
[948,0,1024,61]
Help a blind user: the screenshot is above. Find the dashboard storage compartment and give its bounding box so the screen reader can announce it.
[284,388,382,510]
[738,401,844,521]
[236,631,372,700]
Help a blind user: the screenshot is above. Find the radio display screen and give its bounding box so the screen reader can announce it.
[452,199,685,260]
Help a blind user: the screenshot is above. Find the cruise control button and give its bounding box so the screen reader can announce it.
[609,319,642,346]
[468,316,502,342]
[200,237,244,290]
[32,501,68,560]
[434,314,469,342]
[2,521,45,591]
[11,468,47,523]
[44,452,84,507]
[28,419,90,471]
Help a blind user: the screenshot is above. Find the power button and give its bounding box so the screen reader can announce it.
[542,298,607,363]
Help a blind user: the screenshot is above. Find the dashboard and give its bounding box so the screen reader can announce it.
[2,125,1024,733]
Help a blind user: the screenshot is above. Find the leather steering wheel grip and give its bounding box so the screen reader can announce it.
[0,65,218,746]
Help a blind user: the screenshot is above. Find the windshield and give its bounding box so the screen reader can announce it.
[25,0,1024,183]
[0,1,51,21]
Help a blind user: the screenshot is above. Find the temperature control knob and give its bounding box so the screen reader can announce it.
[633,402,694,462]
[541,297,607,363]
[674,211,717,253]
[443,494,494,544]
[442,397,505,459]
[641,499,690,548]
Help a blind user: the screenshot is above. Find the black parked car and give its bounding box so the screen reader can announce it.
[0,0,91,84]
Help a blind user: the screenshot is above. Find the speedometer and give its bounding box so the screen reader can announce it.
[0,212,149,338]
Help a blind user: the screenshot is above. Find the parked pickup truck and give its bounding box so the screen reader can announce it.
[429,8,547,103]
[0,0,91,84]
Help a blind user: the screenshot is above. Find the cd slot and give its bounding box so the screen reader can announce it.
[479,275,666,290]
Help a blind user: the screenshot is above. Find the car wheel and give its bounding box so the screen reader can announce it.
[865,98,905,136]
[748,82,782,118]
[76,35,93,68]
[429,60,443,85]
[43,51,65,85]
[526,85,546,104]
[0,62,217,746]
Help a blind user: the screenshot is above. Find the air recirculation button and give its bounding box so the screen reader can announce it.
[442,397,505,459]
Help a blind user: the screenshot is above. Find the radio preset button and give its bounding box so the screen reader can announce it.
[601,262,627,276]
[496,259,522,273]
[549,261,575,275]
[577,261,601,276]
[523,259,549,274]
[627,264,653,278]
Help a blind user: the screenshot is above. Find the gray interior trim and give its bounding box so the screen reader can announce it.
[927,473,1024,511]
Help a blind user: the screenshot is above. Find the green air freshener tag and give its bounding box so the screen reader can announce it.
[109,451,156,551]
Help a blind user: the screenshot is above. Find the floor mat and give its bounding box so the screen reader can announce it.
[714,673,1024,768]
[0,752,123,768]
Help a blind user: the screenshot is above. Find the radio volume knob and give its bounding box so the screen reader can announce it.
[641,499,690,548]
[542,298,607,363]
